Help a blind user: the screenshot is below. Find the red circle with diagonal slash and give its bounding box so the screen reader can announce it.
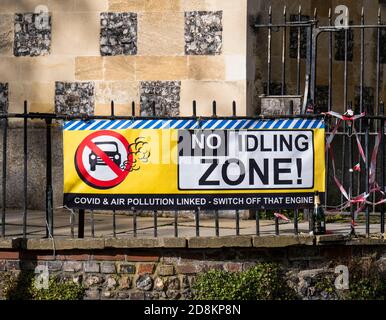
[75,130,133,189]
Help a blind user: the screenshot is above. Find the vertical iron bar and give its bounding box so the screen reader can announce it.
[281,6,286,95]
[324,9,333,210]
[212,101,217,117]
[360,8,365,115]
[90,209,94,238]
[328,8,333,112]
[294,209,298,235]
[1,115,6,237]
[45,118,53,237]
[78,209,84,238]
[23,101,28,238]
[111,101,115,117]
[193,100,197,117]
[195,207,200,237]
[267,6,272,95]
[340,25,349,206]
[133,208,137,237]
[233,101,239,236]
[215,210,219,237]
[344,29,348,112]
[174,210,178,237]
[357,8,365,200]
[365,114,370,236]
[348,103,355,235]
[255,209,260,236]
[132,101,135,116]
[296,5,301,95]
[236,210,240,236]
[309,8,318,101]
[113,209,116,237]
[275,216,279,236]
[70,208,75,238]
[380,102,385,234]
[376,9,381,124]
[154,210,157,238]
[153,102,157,238]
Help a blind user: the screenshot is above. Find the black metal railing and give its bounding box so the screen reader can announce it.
[0,99,385,239]
[0,5,386,239]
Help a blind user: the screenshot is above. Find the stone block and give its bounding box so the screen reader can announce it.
[176,264,200,274]
[24,238,105,250]
[108,0,145,12]
[100,12,137,56]
[0,260,7,271]
[188,56,225,80]
[140,81,181,116]
[136,274,153,291]
[222,9,246,55]
[137,56,188,81]
[185,11,223,55]
[14,13,51,57]
[6,260,20,270]
[188,236,252,248]
[117,263,136,274]
[84,288,100,300]
[138,263,155,275]
[316,234,347,245]
[104,56,136,81]
[130,291,145,300]
[19,56,75,81]
[45,261,63,271]
[160,238,187,248]
[0,0,16,13]
[0,237,18,249]
[224,262,242,272]
[253,235,314,248]
[118,275,132,289]
[75,0,109,12]
[158,265,174,276]
[101,262,116,274]
[55,81,95,116]
[145,0,180,11]
[84,261,100,273]
[51,12,100,56]
[63,261,83,272]
[180,80,246,116]
[0,14,13,55]
[138,12,184,56]
[104,237,160,248]
[75,57,104,80]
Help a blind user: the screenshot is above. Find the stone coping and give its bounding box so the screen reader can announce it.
[0,235,384,250]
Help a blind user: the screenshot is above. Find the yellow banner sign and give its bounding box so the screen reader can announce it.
[63,118,325,210]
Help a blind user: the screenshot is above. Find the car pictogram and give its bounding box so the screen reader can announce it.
[89,141,121,171]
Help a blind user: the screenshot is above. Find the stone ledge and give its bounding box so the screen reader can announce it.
[345,238,386,246]
[160,238,187,248]
[315,234,347,245]
[0,235,385,251]
[252,235,314,248]
[0,238,21,249]
[23,238,105,250]
[188,236,252,248]
[104,238,160,248]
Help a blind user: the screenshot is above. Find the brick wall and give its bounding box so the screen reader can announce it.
[1,236,386,300]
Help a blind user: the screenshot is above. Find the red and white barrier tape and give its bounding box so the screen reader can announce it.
[323,110,385,227]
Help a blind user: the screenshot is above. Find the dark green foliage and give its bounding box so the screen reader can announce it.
[193,263,297,300]
[3,271,84,300]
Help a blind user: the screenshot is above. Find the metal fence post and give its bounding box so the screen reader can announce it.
[45,118,53,238]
